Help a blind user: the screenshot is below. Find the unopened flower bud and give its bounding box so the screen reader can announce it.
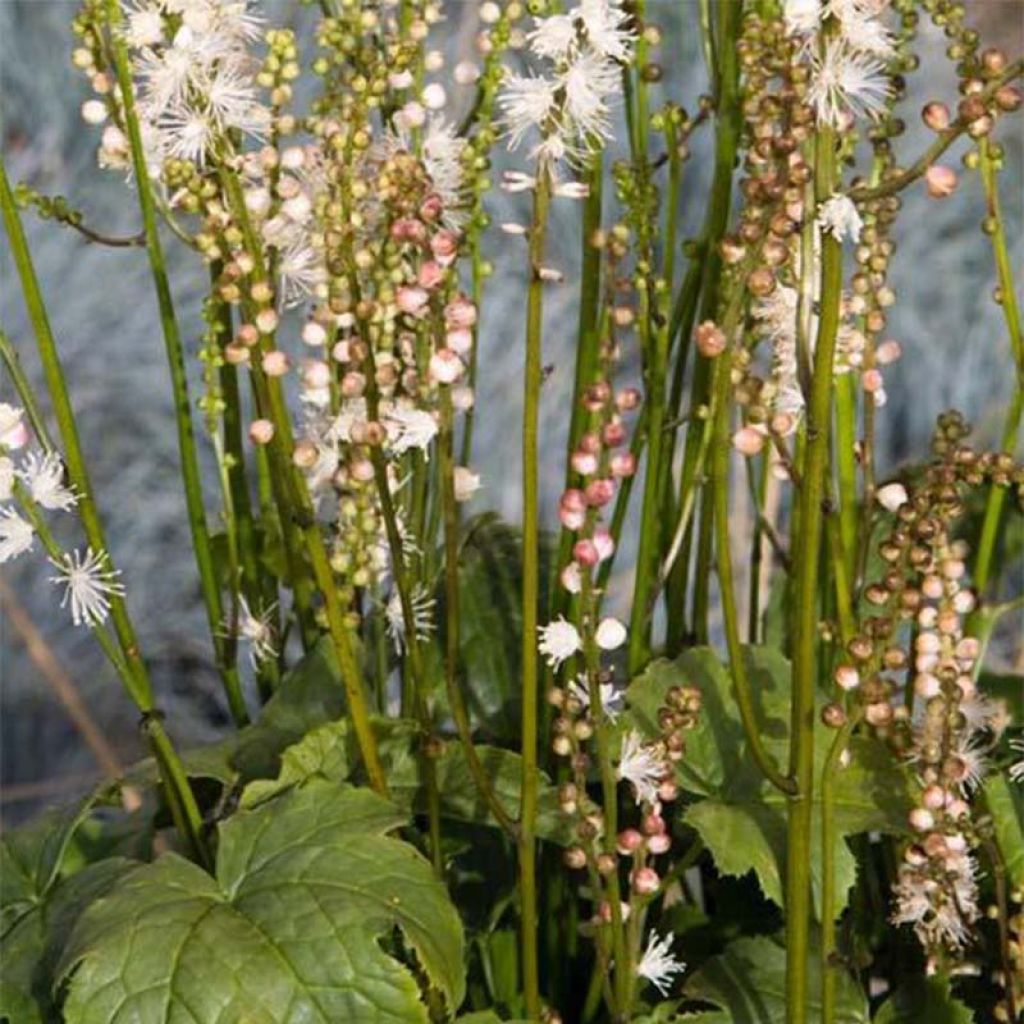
[733,426,766,456]
[249,419,275,445]
[695,320,726,358]
[925,165,957,198]
[632,867,660,894]
[922,101,951,132]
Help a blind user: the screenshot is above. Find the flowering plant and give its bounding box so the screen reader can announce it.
[2,1,1023,1022]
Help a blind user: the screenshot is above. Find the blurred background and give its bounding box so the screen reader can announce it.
[2,1,1021,826]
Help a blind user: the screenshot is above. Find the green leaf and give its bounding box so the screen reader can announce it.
[684,935,868,1024]
[874,977,976,1023]
[626,647,913,921]
[984,772,1024,890]
[59,781,466,1024]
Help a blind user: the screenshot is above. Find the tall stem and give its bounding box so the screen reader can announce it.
[105,3,246,724]
[786,126,842,1024]
[519,168,551,1021]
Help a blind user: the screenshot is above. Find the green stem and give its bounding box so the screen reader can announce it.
[106,9,247,725]
[440,391,518,839]
[519,168,551,1021]
[786,126,842,1024]
[0,328,55,452]
[834,375,858,589]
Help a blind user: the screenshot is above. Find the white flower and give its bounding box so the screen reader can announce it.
[538,616,582,669]
[595,616,627,651]
[560,49,619,142]
[808,39,890,127]
[384,406,439,458]
[0,508,34,563]
[122,0,166,48]
[528,13,577,60]
[1009,738,1024,783]
[421,117,470,222]
[18,452,78,511]
[617,729,664,805]
[159,103,217,164]
[498,73,560,152]
[578,0,634,62]
[229,594,278,667]
[876,482,909,512]
[277,238,327,307]
[385,583,436,654]
[828,0,896,59]
[0,403,28,450]
[783,0,820,35]
[892,848,979,952]
[48,547,125,627]
[636,931,685,996]
[949,737,988,793]
[206,64,271,136]
[0,456,14,501]
[453,466,482,502]
[817,193,864,243]
[568,674,624,720]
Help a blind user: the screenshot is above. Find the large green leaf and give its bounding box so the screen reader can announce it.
[626,647,913,921]
[684,935,868,1023]
[58,781,466,1023]
[984,772,1024,889]
[874,977,976,1023]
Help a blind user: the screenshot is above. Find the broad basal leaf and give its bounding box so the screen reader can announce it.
[874,977,976,1023]
[59,781,466,1024]
[684,935,868,1024]
[626,647,913,921]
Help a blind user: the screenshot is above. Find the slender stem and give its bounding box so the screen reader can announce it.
[519,168,551,1022]
[106,4,246,725]
[786,126,842,1024]
[710,359,795,795]
[0,328,55,452]
[834,374,858,588]
[971,136,1023,598]
[440,391,518,839]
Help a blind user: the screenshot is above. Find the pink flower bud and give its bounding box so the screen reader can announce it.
[418,260,445,290]
[560,562,583,594]
[642,811,666,835]
[925,165,957,198]
[429,348,464,384]
[249,419,275,445]
[658,778,678,803]
[908,807,935,832]
[579,431,601,454]
[430,229,459,266]
[616,388,641,412]
[262,351,290,377]
[574,539,599,566]
[861,368,884,393]
[301,360,331,390]
[302,321,328,347]
[593,527,615,562]
[922,785,946,810]
[596,617,627,651]
[341,371,366,397]
[617,829,644,855]
[835,665,860,691]
[445,295,478,329]
[397,286,429,316]
[610,452,636,478]
[419,193,443,221]
[647,832,671,855]
[446,327,473,355]
[732,426,766,457]
[875,339,902,365]
[695,320,726,357]
[584,478,615,507]
[391,217,426,244]
[255,308,279,334]
[602,421,626,447]
[571,450,599,476]
[632,867,660,894]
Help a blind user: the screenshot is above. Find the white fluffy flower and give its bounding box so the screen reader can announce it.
[828,0,896,58]
[48,547,125,627]
[538,616,582,669]
[0,403,29,450]
[0,456,14,501]
[636,931,685,996]
[876,481,909,512]
[229,594,278,667]
[808,39,890,127]
[18,452,78,511]
[567,674,624,720]
[617,729,664,805]
[499,73,560,152]
[386,583,436,655]
[893,848,979,951]
[453,466,482,502]
[560,49,619,141]
[783,0,820,35]
[0,508,34,563]
[384,406,439,458]
[817,193,864,243]
[421,117,470,222]
[578,0,634,61]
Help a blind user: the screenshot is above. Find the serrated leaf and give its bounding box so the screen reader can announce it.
[627,647,912,921]
[874,977,976,1023]
[59,781,465,1024]
[984,772,1024,889]
[684,935,868,1024]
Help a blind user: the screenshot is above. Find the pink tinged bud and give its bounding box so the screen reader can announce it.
[956,637,980,662]
[418,261,445,290]
[610,452,636,478]
[419,193,443,221]
[861,368,884,393]
[598,901,632,923]
[350,458,375,483]
[2,419,29,450]
[397,286,429,316]
[875,339,902,365]
[579,431,601,454]
[561,488,587,513]
[925,165,958,198]
[864,702,892,727]
[429,348,464,384]
[632,867,660,895]
[341,372,366,398]
[733,426,766,457]
[922,785,946,811]
[658,778,679,803]
[249,419,275,445]
[451,386,475,411]
[922,575,944,600]
[952,590,976,614]
[592,527,615,562]
[560,561,583,594]
[584,478,615,507]
[908,808,935,833]
[695,320,727,358]
[835,665,860,691]
[571,450,599,476]
[914,673,941,699]
[430,229,459,266]
[255,308,279,334]
[617,828,644,855]
[574,539,600,567]
[332,340,351,364]
[876,482,908,512]
[564,847,588,870]
[453,466,481,502]
[946,799,969,820]
[922,101,951,132]
[445,295,478,329]
[596,617,627,651]
[225,343,250,365]
[262,351,290,377]
[616,388,641,412]
[391,217,427,244]
[302,321,328,347]
[602,421,626,447]
[302,360,331,390]
[642,811,666,835]
[647,832,671,855]
[446,327,473,356]
[560,505,586,531]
